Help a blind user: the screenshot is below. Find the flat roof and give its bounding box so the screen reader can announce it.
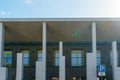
[1,18,120,22]
[1,18,120,41]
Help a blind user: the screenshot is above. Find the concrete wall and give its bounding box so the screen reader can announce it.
[3,42,114,80]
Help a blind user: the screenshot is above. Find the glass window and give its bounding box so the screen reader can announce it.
[71,50,84,66]
[54,50,59,66]
[22,50,29,66]
[110,51,112,66]
[97,50,101,66]
[4,50,12,66]
[37,50,42,61]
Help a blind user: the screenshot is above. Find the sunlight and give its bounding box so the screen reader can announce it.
[109,0,120,17]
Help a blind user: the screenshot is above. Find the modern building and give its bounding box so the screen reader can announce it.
[0,18,120,80]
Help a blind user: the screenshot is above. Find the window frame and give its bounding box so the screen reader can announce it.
[53,50,59,66]
[71,50,84,66]
[21,49,30,66]
[4,49,13,67]
[37,49,42,61]
[96,50,102,66]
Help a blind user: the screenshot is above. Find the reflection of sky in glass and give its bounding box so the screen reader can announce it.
[71,51,83,66]
[4,51,12,65]
[97,50,101,66]
[110,51,112,66]
[38,51,42,61]
[55,51,59,66]
[22,51,29,65]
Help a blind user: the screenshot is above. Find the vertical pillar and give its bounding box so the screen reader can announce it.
[112,41,118,80]
[0,67,8,80]
[16,53,23,80]
[36,22,46,80]
[42,22,46,80]
[86,53,96,80]
[86,22,97,80]
[92,22,97,54]
[59,42,63,57]
[0,23,4,67]
[59,41,65,80]
[0,23,8,80]
[112,41,117,67]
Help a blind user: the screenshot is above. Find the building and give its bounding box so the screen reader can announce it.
[0,18,120,80]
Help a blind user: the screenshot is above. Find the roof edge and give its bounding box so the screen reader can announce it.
[1,18,120,22]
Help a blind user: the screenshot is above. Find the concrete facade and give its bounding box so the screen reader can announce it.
[1,19,120,80]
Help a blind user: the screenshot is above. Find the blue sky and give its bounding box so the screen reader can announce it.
[0,0,120,18]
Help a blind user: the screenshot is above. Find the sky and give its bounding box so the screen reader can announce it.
[0,0,120,18]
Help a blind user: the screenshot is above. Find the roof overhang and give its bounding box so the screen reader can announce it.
[1,18,120,22]
[1,18,120,41]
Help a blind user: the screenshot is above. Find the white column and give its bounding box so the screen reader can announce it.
[112,41,117,67]
[42,22,46,80]
[0,23,4,67]
[0,23,8,80]
[86,53,96,80]
[112,41,118,80]
[59,42,63,57]
[59,41,65,80]
[0,67,8,80]
[16,53,24,80]
[36,22,46,80]
[92,22,97,54]
[86,22,97,80]
[42,22,47,66]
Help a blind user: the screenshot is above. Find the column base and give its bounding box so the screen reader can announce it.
[114,67,120,80]
[36,61,45,80]
[86,53,96,80]
[0,67,8,80]
[59,56,65,80]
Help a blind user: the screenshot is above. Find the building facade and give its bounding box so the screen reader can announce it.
[0,18,120,80]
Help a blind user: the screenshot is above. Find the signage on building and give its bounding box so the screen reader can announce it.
[98,65,106,76]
